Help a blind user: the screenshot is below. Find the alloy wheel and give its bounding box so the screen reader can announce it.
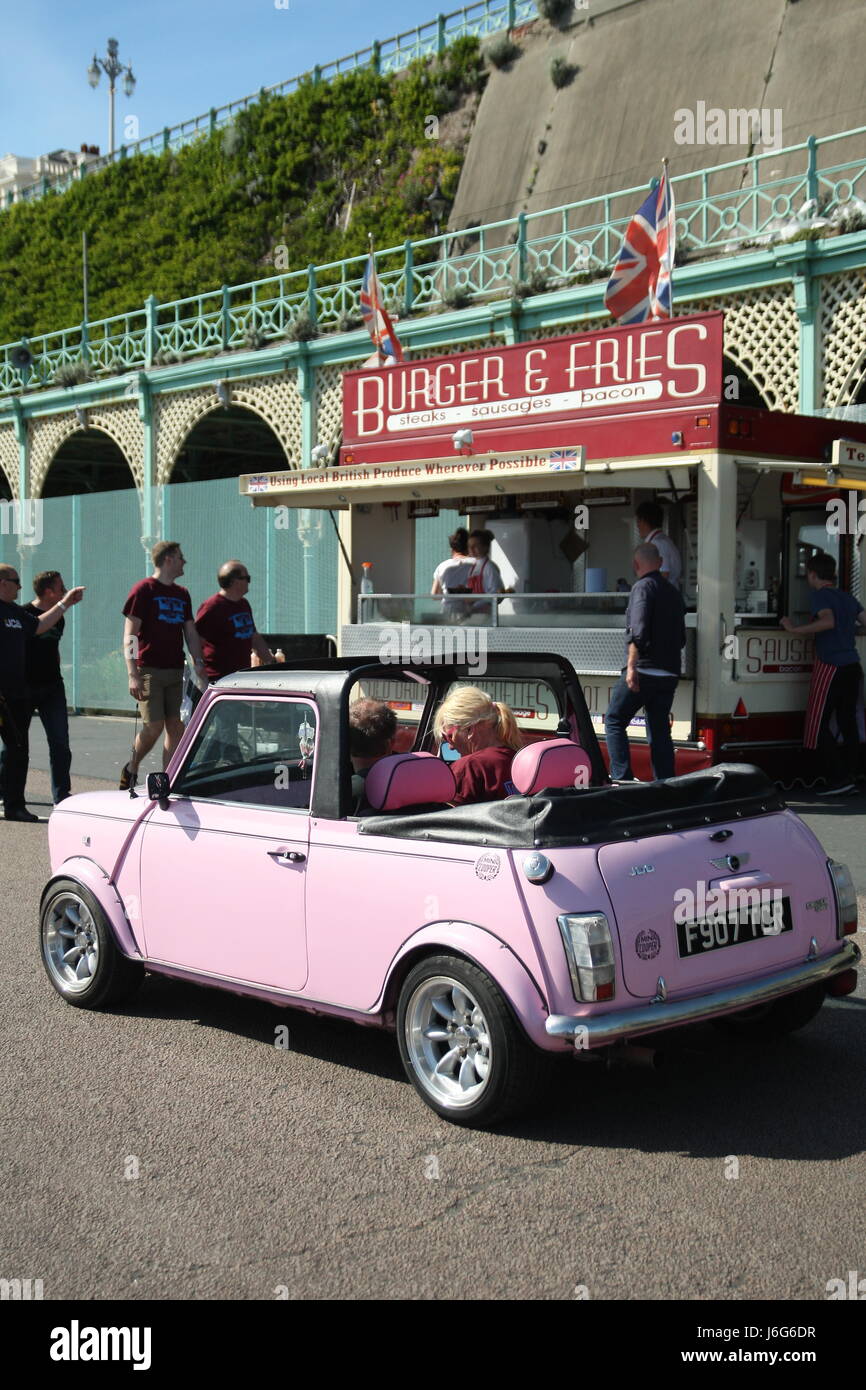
[43,892,100,994]
[404,975,493,1109]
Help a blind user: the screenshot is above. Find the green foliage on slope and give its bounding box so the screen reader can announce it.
[0,37,486,343]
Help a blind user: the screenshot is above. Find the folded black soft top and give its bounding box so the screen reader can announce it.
[358,764,785,848]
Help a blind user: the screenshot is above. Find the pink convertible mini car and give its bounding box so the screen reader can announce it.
[40,655,860,1126]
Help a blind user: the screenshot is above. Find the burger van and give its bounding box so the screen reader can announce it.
[240,311,866,784]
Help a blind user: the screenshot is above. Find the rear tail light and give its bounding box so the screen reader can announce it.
[829,860,858,936]
[557,912,616,1002]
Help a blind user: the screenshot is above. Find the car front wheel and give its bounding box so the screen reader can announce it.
[396,954,551,1126]
[40,879,144,1010]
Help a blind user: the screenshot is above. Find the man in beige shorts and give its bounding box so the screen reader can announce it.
[120,541,206,790]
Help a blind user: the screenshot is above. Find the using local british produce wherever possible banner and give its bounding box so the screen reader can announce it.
[340,311,723,466]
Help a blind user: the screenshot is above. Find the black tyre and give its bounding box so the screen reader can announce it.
[40,878,144,1010]
[714,982,826,1039]
[396,953,552,1126]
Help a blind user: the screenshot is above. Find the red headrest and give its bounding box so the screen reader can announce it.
[365,752,456,811]
[509,738,593,796]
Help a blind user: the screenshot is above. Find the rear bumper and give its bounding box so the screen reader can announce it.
[545,940,861,1046]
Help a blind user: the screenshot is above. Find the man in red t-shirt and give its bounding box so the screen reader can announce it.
[120,541,206,789]
[195,560,273,681]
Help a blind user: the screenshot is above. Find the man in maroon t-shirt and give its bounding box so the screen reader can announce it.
[120,540,206,789]
[195,560,273,681]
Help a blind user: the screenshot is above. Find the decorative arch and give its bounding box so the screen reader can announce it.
[155,374,301,485]
[721,353,771,409]
[0,425,17,500]
[31,410,140,498]
[313,363,345,458]
[678,286,800,412]
[168,402,289,484]
[820,269,866,408]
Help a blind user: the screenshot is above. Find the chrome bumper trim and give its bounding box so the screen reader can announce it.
[545,940,861,1045]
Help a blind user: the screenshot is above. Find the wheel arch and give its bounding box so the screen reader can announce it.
[379,922,556,1051]
[41,859,144,960]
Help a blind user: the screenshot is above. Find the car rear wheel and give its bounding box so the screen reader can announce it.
[713,982,826,1039]
[397,954,551,1126]
[40,879,144,1009]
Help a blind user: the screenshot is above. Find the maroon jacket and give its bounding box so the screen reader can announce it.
[451,745,516,806]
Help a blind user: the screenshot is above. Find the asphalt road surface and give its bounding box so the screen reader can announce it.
[3,746,866,1301]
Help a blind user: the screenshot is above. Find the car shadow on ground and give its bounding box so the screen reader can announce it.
[119,973,405,1084]
[500,999,866,1158]
[111,975,866,1160]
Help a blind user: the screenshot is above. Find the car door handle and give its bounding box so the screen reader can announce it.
[267,849,306,864]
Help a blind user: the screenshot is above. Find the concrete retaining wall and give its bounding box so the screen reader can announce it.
[451,0,866,242]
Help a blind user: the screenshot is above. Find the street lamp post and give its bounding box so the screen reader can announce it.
[87,38,136,156]
[425,180,451,237]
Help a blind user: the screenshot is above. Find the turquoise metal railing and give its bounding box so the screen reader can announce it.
[3,0,538,211]
[2,123,866,397]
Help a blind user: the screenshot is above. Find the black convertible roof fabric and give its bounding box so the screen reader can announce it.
[358,764,785,848]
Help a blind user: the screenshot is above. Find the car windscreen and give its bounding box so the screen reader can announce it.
[172,697,317,810]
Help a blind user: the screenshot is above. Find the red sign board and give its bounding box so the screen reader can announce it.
[342,312,723,465]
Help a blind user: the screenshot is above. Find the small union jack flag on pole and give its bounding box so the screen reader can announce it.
[360,243,404,363]
[604,160,676,325]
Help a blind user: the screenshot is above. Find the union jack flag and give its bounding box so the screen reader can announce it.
[549,449,580,470]
[604,165,676,324]
[360,253,404,362]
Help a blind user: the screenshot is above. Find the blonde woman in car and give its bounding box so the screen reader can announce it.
[434,686,523,805]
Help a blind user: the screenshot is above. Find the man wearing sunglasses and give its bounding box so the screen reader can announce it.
[0,562,85,822]
[194,559,274,682]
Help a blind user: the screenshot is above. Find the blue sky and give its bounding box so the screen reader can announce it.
[0,0,455,157]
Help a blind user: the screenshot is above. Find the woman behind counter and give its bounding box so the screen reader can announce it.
[434,686,524,805]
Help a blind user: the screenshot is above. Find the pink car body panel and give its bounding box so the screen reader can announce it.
[137,798,309,990]
[304,819,546,1009]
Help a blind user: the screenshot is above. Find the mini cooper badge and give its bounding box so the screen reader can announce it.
[635,929,661,960]
[475,853,500,881]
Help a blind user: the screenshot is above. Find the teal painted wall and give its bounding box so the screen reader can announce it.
[1,479,338,712]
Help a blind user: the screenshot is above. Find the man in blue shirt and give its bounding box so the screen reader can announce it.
[781,553,866,795]
[604,542,686,781]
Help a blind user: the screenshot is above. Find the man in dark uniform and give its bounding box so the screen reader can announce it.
[22,571,73,804]
[604,542,686,782]
[0,563,84,821]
